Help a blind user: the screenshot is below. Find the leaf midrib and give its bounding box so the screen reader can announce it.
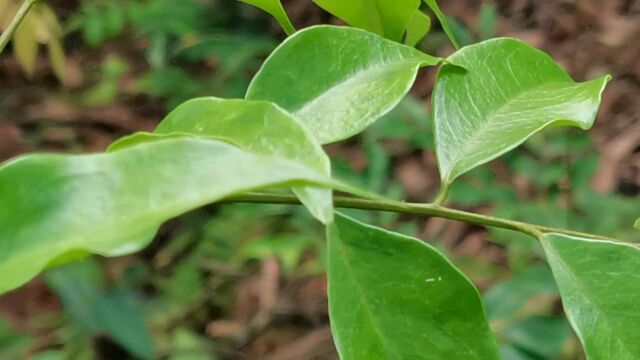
[293,58,431,116]
[442,79,576,181]
[334,234,396,359]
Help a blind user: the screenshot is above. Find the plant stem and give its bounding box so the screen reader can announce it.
[226,192,615,241]
[0,0,40,55]
[433,182,450,206]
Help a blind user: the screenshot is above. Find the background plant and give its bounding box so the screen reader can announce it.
[1,1,639,359]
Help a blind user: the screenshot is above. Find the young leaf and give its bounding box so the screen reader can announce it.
[238,0,295,35]
[433,38,610,185]
[423,0,459,48]
[404,9,431,47]
[541,233,640,359]
[147,97,333,223]
[246,25,441,144]
[0,137,343,293]
[312,0,419,41]
[328,213,500,359]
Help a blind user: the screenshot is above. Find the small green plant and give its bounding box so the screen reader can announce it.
[1,1,637,359]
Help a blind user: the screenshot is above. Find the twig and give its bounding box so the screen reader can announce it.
[226,192,616,241]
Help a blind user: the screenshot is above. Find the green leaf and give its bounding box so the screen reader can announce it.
[404,9,431,47]
[541,233,640,359]
[0,137,344,293]
[423,0,459,48]
[328,213,500,359]
[142,97,333,223]
[247,25,441,144]
[238,0,295,35]
[45,259,154,359]
[433,38,610,185]
[634,218,639,230]
[312,0,419,41]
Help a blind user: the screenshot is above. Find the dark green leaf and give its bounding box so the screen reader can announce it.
[328,213,499,359]
[541,233,640,359]
[247,25,441,144]
[433,38,610,185]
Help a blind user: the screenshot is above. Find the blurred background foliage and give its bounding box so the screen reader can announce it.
[0,0,639,359]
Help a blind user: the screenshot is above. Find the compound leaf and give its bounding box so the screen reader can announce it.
[246,25,441,144]
[312,0,419,41]
[0,137,343,293]
[238,0,295,35]
[433,38,610,185]
[328,213,500,359]
[131,97,333,223]
[541,233,640,359]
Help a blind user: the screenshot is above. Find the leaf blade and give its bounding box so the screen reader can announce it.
[0,137,341,293]
[328,213,500,359]
[148,97,333,223]
[433,38,610,184]
[246,25,441,144]
[541,233,640,359]
[404,9,431,47]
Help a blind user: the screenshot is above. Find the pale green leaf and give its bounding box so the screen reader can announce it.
[0,137,344,293]
[433,38,610,185]
[147,97,333,223]
[13,11,38,76]
[247,25,441,144]
[238,0,295,35]
[404,9,431,47]
[47,36,66,83]
[634,218,639,230]
[328,213,500,359]
[541,233,640,359]
[312,0,419,41]
[423,0,459,48]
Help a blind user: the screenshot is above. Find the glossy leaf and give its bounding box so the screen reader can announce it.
[541,233,640,359]
[328,213,500,359]
[246,25,441,144]
[423,0,459,48]
[433,38,610,184]
[404,9,431,47]
[0,137,343,293]
[148,97,332,223]
[312,0,419,41]
[238,0,295,35]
